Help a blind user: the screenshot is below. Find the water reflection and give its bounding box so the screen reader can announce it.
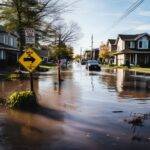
[0,65,150,149]
[102,68,150,99]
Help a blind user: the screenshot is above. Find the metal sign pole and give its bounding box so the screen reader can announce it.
[30,72,34,92]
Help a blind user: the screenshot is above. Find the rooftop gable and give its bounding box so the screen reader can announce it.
[118,33,150,41]
[107,39,116,45]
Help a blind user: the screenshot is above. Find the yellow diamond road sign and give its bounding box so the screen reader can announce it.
[19,48,42,72]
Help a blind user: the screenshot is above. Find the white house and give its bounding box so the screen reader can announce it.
[114,33,150,66]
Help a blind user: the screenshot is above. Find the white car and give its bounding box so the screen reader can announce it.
[86,60,101,71]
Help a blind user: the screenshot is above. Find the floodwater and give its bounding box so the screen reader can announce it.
[0,63,150,150]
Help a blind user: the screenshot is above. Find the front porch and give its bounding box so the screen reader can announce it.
[125,53,150,67]
[114,50,150,67]
[0,50,20,67]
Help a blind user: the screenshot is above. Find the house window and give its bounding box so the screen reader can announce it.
[139,41,142,48]
[0,50,6,60]
[138,38,149,49]
[143,40,148,48]
[0,35,3,44]
[10,37,13,46]
[130,41,135,49]
[5,35,9,45]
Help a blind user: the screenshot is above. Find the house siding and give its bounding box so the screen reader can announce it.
[117,38,125,51]
[0,30,19,67]
[113,33,150,67]
[117,54,125,66]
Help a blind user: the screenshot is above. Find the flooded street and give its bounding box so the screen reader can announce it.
[0,63,150,150]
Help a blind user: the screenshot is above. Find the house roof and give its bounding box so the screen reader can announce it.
[118,33,150,41]
[108,39,116,45]
[39,50,49,57]
[0,26,19,37]
[93,48,99,51]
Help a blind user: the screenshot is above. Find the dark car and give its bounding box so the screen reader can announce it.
[86,60,101,71]
[81,60,87,65]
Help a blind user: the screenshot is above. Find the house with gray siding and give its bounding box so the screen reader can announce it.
[0,28,19,66]
[114,33,150,66]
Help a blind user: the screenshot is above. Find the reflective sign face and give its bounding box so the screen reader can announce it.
[19,48,42,72]
[25,28,35,37]
[25,28,35,44]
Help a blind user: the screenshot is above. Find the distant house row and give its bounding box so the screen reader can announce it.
[107,33,150,66]
[83,48,99,60]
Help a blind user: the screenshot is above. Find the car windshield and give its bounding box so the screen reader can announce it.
[87,60,98,64]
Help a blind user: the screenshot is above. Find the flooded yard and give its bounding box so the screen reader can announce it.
[0,64,150,150]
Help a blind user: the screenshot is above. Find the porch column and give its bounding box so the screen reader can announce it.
[130,54,132,64]
[135,54,137,65]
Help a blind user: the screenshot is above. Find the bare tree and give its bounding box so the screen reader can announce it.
[0,0,80,51]
[54,22,81,45]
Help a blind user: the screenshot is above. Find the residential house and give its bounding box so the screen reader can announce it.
[83,50,92,60]
[39,45,50,62]
[0,27,19,67]
[92,48,99,60]
[107,39,117,52]
[83,48,99,60]
[114,33,150,66]
[107,39,117,63]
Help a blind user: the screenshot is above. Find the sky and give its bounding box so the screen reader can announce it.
[63,0,150,54]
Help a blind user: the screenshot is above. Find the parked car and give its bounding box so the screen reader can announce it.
[86,60,101,71]
[81,59,87,65]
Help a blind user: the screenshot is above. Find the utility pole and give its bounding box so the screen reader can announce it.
[80,47,82,61]
[91,34,94,60]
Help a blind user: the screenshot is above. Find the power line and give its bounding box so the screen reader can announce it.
[106,0,145,33]
[112,0,144,27]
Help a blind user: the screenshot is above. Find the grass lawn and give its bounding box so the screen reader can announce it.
[129,67,150,74]
[102,65,150,74]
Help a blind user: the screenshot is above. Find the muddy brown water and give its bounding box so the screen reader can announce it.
[0,64,150,150]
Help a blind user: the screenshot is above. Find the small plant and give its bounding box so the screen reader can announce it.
[0,98,5,106]
[109,64,116,67]
[7,91,37,109]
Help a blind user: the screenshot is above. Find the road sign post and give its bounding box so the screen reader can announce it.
[30,72,34,92]
[19,48,42,92]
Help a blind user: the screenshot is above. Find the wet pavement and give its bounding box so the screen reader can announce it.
[0,63,150,150]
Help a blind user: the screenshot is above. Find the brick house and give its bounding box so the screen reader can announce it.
[0,28,19,67]
[114,33,150,66]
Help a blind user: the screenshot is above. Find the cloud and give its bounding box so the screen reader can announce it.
[139,10,150,17]
[99,12,121,17]
[136,24,150,31]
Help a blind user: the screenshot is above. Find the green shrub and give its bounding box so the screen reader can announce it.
[109,64,116,67]
[0,98,5,106]
[37,66,50,72]
[7,91,37,109]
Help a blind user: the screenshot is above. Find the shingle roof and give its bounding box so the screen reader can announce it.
[108,39,116,45]
[118,33,150,41]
